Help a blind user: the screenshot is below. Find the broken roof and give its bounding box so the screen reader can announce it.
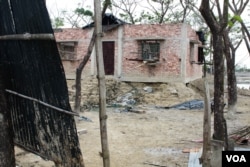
[83,13,127,31]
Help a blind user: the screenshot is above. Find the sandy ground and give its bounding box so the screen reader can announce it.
[15,79,250,167]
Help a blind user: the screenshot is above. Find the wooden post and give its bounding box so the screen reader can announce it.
[0,65,15,166]
[200,78,212,167]
[94,1,110,167]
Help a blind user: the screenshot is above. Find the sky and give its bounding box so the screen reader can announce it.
[46,0,89,17]
[46,0,250,68]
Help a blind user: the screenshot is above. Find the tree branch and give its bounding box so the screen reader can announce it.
[199,0,220,33]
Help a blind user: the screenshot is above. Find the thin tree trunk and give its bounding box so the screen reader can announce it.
[0,66,15,167]
[200,0,228,142]
[200,78,211,167]
[213,33,226,141]
[225,51,237,115]
[94,0,110,166]
[74,0,111,113]
[74,31,96,113]
[241,23,250,56]
[223,29,238,116]
[225,2,249,114]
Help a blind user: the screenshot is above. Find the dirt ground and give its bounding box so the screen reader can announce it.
[15,78,250,167]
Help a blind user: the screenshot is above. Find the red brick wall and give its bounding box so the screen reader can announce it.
[54,28,93,78]
[123,24,182,38]
[121,24,201,82]
[54,24,202,82]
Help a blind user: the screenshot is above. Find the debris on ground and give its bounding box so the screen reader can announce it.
[78,115,93,122]
[156,99,205,110]
[129,108,146,114]
[114,106,145,114]
[109,92,139,113]
[229,126,250,145]
[108,92,137,108]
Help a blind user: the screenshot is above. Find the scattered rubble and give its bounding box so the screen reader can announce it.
[67,78,204,112]
[157,99,205,110]
[78,115,93,122]
[115,92,136,106]
[229,126,250,145]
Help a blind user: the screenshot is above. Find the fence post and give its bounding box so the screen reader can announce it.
[94,0,110,167]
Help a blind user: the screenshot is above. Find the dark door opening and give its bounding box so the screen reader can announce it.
[102,41,115,75]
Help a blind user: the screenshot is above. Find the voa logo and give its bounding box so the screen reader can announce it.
[226,155,247,163]
[223,151,250,167]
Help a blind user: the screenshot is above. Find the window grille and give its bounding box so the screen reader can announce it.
[57,42,77,60]
[140,41,160,62]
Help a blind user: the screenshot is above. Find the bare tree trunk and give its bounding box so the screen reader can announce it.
[223,33,237,116]
[74,0,111,113]
[74,32,96,113]
[223,0,249,116]
[94,0,110,167]
[200,0,227,142]
[223,29,236,114]
[200,78,212,167]
[0,66,15,167]
[226,57,237,114]
[212,33,226,141]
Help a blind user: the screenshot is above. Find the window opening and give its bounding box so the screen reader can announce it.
[140,40,160,62]
[57,42,77,60]
[190,42,195,63]
[198,47,204,64]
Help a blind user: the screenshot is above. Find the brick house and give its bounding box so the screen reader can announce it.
[54,19,203,83]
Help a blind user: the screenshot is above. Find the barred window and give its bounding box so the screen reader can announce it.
[140,40,160,62]
[57,41,77,60]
